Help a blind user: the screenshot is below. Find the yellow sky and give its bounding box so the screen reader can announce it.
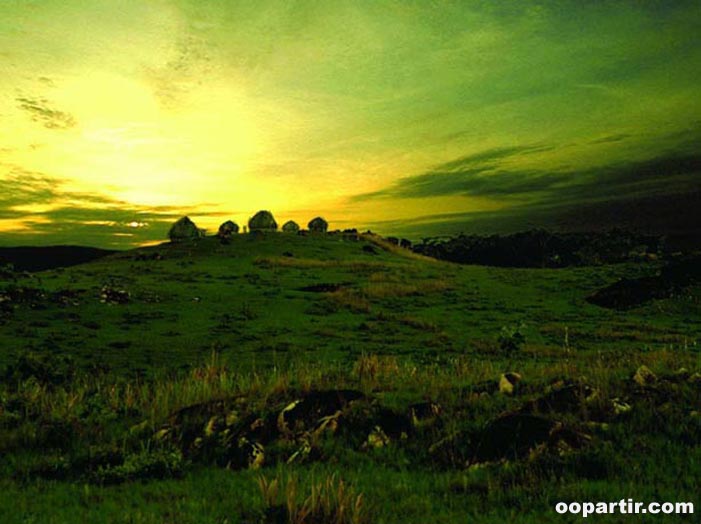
[1,1,700,246]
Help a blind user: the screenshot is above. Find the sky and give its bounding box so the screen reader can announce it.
[1,0,700,247]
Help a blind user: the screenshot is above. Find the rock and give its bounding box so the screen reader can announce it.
[286,439,313,464]
[373,407,412,440]
[277,390,364,436]
[499,372,522,395]
[673,367,690,380]
[236,437,264,469]
[281,220,300,233]
[473,413,589,463]
[362,244,378,255]
[386,236,399,245]
[52,289,81,307]
[408,401,442,428]
[400,238,412,249]
[474,413,556,462]
[248,210,278,232]
[217,220,239,238]
[134,252,162,261]
[427,430,471,468]
[308,216,328,233]
[467,380,498,396]
[100,285,129,305]
[366,426,391,448]
[168,216,203,242]
[633,365,657,387]
[342,228,359,241]
[298,283,347,293]
[312,412,343,438]
[611,398,632,416]
[522,380,598,414]
[278,400,302,434]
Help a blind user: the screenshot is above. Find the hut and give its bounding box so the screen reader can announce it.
[248,210,278,232]
[308,216,328,233]
[168,216,203,242]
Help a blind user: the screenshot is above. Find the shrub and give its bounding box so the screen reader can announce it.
[91,448,184,485]
[498,324,526,355]
[3,351,76,386]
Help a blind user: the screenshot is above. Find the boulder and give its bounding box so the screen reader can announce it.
[168,216,203,242]
[633,365,657,387]
[308,216,328,233]
[100,285,130,305]
[281,220,300,233]
[217,220,239,238]
[277,390,364,436]
[499,372,522,395]
[473,413,589,463]
[521,379,598,414]
[408,401,442,428]
[248,210,278,232]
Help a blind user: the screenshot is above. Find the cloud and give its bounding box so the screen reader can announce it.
[433,145,554,173]
[0,167,62,208]
[351,144,564,201]
[352,145,701,204]
[16,96,76,130]
[355,150,701,240]
[0,166,226,247]
[362,190,701,241]
[589,133,632,145]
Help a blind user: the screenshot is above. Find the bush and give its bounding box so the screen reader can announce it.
[90,448,185,485]
[498,324,526,354]
[3,351,76,386]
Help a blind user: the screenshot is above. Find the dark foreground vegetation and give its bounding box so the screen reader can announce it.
[2,349,700,523]
[1,230,699,522]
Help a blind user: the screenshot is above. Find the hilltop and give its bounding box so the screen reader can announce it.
[2,230,699,375]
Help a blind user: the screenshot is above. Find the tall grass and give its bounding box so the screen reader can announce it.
[258,472,367,524]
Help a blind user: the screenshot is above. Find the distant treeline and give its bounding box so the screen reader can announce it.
[412,229,669,268]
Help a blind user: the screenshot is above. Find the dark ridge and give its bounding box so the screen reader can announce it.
[412,229,672,268]
[586,254,701,310]
[0,246,118,272]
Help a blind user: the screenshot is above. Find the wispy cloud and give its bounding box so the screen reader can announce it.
[1,167,62,207]
[16,96,76,130]
[352,146,701,205]
[351,145,563,201]
[0,167,224,246]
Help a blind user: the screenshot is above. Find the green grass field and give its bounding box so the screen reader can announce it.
[1,232,700,523]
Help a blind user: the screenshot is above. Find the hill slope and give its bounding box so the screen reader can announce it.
[1,232,699,374]
[1,232,700,523]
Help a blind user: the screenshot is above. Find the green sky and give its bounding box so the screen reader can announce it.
[1,0,700,247]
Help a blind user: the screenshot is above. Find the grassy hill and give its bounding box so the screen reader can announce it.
[1,232,700,523]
